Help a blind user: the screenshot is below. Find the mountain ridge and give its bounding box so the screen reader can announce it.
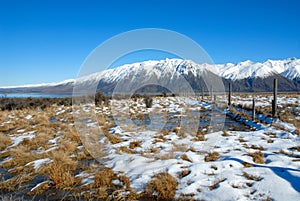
[0,58,299,94]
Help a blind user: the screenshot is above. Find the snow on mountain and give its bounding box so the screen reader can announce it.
[76,58,213,85]
[71,57,300,86]
[217,57,300,80]
[0,79,75,89]
[281,65,300,80]
[1,58,299,91]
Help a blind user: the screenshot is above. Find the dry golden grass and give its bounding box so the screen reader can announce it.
[279,149,300,158]
[248,151,265,164]
[94,167,116,188]
[243,172,262,181]
[27,181,51,195]
[119,146,135,154]
[146,172,178,200]
[178,169,191,179]
[1,145,41,168]
[0,173,33,192]
[40,150,80,190]
[0,133,11,150]
[222,130,230,137]
[129,141,141,149]
[243,162,254,168]
[239,138,247,142]
[105,132,124,144]
[194,130,207,141]
[150,147,160,153]
[181,153,192,163]
[245,144,265,151]
[290,146,300,152]
[204,152,220,162]
[209,178,225,190]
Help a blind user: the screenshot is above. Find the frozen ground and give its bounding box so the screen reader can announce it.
[0,96,299,200]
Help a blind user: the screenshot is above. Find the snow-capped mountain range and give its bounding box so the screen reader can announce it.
[216,58,300,80]
[0,58,299,94]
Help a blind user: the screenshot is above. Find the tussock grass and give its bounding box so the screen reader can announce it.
[243,162,254,168]
[209,178,226,190]
[248,151,265,164]
[239,137,247,142]
[40,150,79,190]
[222,130,230,137]
[1,145,41,168]
[119,146,135,154]
[146,172,178,200]
[0,173,33,192]
[204,152,220,162]
[243,172,262,181]
[27,181,51,195]
[94,167,116,188]
[178,169,191,179]
[0,133,11,150]
[181,153,192,163]
[129,141,141,149]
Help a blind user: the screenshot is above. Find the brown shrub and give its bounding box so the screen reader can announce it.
[146,172,178,200]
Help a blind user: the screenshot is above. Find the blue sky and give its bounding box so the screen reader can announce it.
[0,0,300,86]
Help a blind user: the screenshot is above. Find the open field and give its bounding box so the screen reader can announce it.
[0,94,299,200]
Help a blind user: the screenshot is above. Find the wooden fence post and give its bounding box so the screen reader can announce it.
[272,78,277,117]
[210,85,213,103]
[252,98,256,121]
[228,82,232,106]
[201,88,204,100]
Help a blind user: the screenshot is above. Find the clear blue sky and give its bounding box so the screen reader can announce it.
[0,0,300,86]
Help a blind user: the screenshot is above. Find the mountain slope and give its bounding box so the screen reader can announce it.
[0,58,299,94]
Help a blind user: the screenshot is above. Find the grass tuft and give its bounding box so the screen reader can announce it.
[248,151,265,164]
[146,172,178,200]
[204,152,220,162]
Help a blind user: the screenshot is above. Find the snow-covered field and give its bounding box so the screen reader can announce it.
[0,95,299,200]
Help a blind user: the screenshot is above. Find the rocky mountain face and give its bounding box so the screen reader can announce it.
[1,58,299,95]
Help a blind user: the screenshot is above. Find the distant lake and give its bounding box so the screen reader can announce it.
[0,93,73,98]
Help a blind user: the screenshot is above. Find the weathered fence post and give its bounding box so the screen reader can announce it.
[210,85,213,103]
[201,88,204,100]
[252,98,256,121]
[272,78,277,117]
[228,82,232,106]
